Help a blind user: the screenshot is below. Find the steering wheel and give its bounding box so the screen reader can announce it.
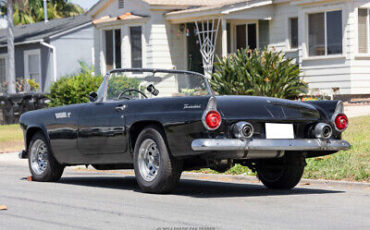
[117,89,147,100]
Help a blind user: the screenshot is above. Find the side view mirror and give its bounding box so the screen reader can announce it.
[88,92,98,102]
[147,84,159,96]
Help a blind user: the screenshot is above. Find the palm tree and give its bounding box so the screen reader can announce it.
[30,0,84,22]
[13,2,35,25]
[2,0,84,25]
[52,0,83,17]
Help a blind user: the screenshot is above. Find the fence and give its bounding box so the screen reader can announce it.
[0,93,49,125]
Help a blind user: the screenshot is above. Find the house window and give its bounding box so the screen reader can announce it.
[227,23,231,54]
[236,24,246,50]
[358,9,370,53]
[289,17,298,49]
[105,29,121,71]
[118,0,124,9]
[24,50,41,90]
[235,21,269,51]
[130,26,142,68]
[247,24,257,50]
[0,57,6,86]
[235,23,258,50]
[115,30,121,68]
[308,10,342,56]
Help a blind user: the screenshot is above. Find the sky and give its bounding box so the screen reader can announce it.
[69,0,100,10]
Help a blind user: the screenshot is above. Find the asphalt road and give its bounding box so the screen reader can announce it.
[0,153,369,230]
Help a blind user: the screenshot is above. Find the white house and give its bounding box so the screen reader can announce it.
[88,0,370,99]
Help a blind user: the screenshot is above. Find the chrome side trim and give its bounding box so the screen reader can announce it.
[191,138,351,152]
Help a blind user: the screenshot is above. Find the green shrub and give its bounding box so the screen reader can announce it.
[48,67,103,107]
[107,75,141,99]
[211,48,308,99]
[48,64,142,106]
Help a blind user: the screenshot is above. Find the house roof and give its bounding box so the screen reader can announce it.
[87,0,251,16]
[165,0,259,17]
[92,12,147,25]
[0,15,91,46]
[140,0,247,6]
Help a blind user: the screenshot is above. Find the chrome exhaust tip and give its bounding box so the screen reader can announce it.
[232,122,254,139]
[312,123,333,139]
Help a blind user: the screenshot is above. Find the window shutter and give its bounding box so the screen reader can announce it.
[326,10,342,55]
[289,18,298,49]
[0,58,5,85]
[119,0,124,9]
[130,26,142,68]
[105,30,114,71]
[358,9,368,53]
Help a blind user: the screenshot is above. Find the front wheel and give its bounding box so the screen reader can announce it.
[133,126,182,193]
[256,153,306,189]
[28,132,64,182]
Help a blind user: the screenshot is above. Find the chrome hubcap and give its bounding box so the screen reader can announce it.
[30,139,48,175]
[138,139,160,182]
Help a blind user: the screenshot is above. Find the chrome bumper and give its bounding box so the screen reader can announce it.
[18,150,27,159]
[191,138,351,152]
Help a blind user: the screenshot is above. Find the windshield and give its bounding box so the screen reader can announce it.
[98,70,212,101]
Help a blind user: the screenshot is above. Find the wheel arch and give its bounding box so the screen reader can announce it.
[25,125,50,155]
[129,120,169,154]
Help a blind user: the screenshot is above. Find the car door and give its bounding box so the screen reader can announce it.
[78,100,129,157]
[48,104,81,164]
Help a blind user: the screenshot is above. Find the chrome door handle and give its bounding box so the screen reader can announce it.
[115,105,126,112]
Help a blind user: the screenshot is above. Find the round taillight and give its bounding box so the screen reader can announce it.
[334,113,348,131]
[205,110,221,129]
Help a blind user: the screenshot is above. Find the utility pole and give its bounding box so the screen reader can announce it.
[7,0,15,94]
[43,0,48,22]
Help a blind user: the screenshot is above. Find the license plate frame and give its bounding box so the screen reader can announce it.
[265,123,294,139]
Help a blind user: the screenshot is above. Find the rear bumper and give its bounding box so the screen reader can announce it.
[191,138,351,152]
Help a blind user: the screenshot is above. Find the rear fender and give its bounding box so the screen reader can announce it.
[129,120,166,154]
[303,100,343,121]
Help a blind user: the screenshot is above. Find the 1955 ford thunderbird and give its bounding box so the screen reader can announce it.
[19,69,350,193]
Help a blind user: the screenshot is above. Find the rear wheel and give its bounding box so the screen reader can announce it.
[256,153,305,189]
[133,126,182,193]
[28,132,64,182]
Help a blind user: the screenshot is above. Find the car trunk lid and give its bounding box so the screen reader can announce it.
[216,96,321,122]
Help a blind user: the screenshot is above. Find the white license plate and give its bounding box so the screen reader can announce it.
[265,123,294,139]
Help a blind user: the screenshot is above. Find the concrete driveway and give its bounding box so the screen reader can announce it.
[344,105,370,118]
[0,153,369,230]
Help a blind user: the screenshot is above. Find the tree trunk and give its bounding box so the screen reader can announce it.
[7,0,16,94]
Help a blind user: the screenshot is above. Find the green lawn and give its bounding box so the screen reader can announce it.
[0,124,24,153]
[0,116,369,181]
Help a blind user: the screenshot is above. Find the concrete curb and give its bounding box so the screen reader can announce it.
[298,178,370,188]
[182,172,370,188]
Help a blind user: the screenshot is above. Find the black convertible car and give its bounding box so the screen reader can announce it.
[19,69,350,193]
